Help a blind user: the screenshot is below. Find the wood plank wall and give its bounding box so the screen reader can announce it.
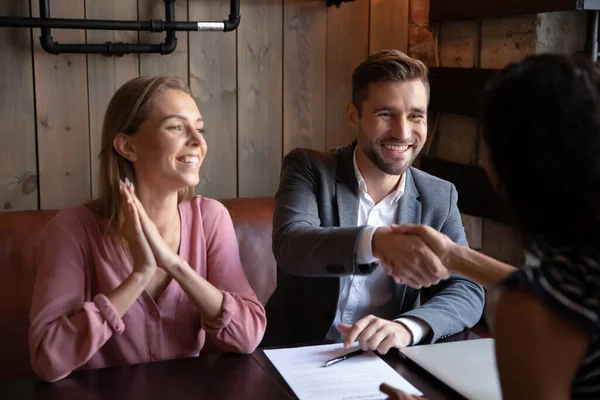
[0,0,409,211]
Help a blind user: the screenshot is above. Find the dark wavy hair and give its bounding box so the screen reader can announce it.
[483,54,600,248]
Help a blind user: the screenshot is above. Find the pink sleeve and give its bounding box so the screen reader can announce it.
[199,199,267,353]
[28,210,124,382]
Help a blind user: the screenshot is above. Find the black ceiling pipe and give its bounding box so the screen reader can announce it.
[224,0,240,31]
[0,16,199,31]
[39,0,52,54]
[0,0,240,32]
[163,0,177,55]
[0,0,241,55]
[39,0,176,55]
[39,40,179,55]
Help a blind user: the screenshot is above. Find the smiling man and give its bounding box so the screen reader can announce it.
[263,50,484,352]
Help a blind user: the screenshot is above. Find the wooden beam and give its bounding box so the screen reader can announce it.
[429,0,580,21]
[369,0,409,54]
[189,0,238,199]
[86,0,138,199]
[31,0,91,209]
[283,0,327,154]
[237,0,283,198]
[325,0,369,149]
[0,1,38,212]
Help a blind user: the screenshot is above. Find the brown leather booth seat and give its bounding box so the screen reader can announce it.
[0,197,276,380]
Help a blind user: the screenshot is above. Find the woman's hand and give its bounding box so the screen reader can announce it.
[119,180,156,277]
[123,179,182,273]
[380,383,426,400]
[390,224,455,265]
[123,180,226,322]
[373,227,450,288]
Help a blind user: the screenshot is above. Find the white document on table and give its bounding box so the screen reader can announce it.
[263,343,422,400]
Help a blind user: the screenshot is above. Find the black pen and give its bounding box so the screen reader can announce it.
[323,349,366,367]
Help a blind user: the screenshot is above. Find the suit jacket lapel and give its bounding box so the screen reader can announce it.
[391,168,423,317]
[396,168,422,225]
[335,142,360,228]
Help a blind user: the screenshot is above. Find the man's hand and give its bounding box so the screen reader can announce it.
[372,227,450,288]
[380,383,425,399]
[390,224,455,265]
[338,315,412,354]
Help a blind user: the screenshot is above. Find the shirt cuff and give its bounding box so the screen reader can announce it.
[395,317,431,345]
[202,291,234,331]
[93,294,125,334]
[356,226,379,265]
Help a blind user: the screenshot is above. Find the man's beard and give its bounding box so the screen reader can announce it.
[358,127,420,176]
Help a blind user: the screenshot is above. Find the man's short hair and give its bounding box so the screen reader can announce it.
[352,49,430,116]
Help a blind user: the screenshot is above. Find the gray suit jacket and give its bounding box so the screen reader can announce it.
[262,142,485,347]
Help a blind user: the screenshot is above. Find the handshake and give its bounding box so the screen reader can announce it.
[372,224,456,289]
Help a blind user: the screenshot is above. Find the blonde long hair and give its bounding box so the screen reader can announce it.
[87,75,195,232]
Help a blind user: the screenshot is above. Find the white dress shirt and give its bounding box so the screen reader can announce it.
[325,149,431,345]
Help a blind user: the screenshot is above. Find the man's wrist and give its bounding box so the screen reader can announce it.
[371,226,391,260]
[394,319,415,347]
[357,225,379,265]
[395,317,431,346]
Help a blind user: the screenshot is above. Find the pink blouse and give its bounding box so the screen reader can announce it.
[29,196,267,382]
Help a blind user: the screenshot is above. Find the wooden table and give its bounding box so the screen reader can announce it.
[0,331,479,399]
[0,353,294,400]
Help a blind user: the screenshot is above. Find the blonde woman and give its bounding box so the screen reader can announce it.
[29,76,266,382]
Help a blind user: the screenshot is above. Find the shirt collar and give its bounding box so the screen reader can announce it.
[352,148,406,206]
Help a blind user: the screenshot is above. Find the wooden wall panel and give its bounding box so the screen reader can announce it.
[3,0,428,205]
[189,0,238,199]
[283,0,327,155]
[138,0,189,80]
[435,21,479,165]
[31,0,91,209]
[237,0,283,198]
[480,15,537,69]
[86,0,139,198]
[325,0,369,150]
[369,0,409,53]
[0,0,38,212]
